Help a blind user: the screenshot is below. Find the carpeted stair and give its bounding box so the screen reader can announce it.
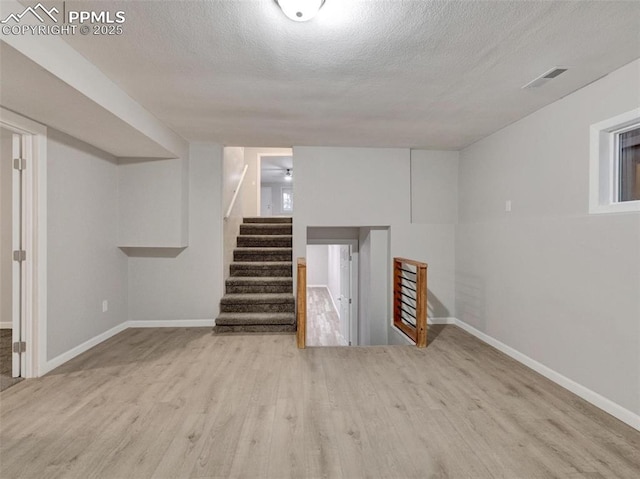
[215,217,295,333]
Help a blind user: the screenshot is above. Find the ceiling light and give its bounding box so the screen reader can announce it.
[276,0,325,22]
[285,168,293,180]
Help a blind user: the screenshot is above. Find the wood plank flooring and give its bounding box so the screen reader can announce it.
[1,326,639,478]
[307,287,347,347]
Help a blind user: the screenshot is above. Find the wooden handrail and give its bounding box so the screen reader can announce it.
[393,257,428,348]
[296,258,306,349]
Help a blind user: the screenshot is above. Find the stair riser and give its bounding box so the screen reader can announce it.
[243,217,292,224]
[237,236,292,247]
[234,252,292,262]
[214,324,296,333]
[220,303,295,313]
[240,225,292,235]
[226,284,293,294]
[230,267,292,277]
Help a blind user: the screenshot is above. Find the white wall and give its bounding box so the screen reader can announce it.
[0,128,13,328]
[306,244,329,286]
[327,245,341,308]
[223,147,245,279]
[261,182,293,215]
[293,147,458,345]
[457,60,640,418]
[127,143,224,321]
[47,129,128,359]
[118,157,188,247]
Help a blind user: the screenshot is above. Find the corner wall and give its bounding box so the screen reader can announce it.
[127,143,224,322]
[293,147,458,345]
[47,129,128,359]
[457,60,640,419]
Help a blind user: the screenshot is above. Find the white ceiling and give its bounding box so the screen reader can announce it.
[261,155,293,183]
[40,1,640,149]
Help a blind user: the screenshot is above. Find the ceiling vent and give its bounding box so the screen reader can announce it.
[522,67,568,89]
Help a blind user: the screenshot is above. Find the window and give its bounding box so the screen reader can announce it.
[617,126,640,202]
[282,187,293,212]
[589,109,640,214]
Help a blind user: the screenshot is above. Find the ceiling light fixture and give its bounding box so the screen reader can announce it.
[275,0,325,22]
[285,168,293,180]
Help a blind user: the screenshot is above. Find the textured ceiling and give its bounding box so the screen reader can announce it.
[50,1,640,148]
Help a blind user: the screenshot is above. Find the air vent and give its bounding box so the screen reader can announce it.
[522,67,568,89]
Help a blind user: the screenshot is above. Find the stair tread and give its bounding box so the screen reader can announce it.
[234,247,292,251]
[226,277,292,283]
[221,293,294,302]
[231,261,292,267]
[216,312,295,326]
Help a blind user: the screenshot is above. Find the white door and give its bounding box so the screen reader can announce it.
[260,186,272,216]
[339,245,351,345]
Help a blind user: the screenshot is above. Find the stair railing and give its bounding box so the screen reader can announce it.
[297,257,306,349]
[393,257,428,347]
[224,164,249,220]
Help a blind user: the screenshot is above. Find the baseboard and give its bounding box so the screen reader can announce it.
[452,317,640,432]
[40,319,214,375]
[307,284,327,288]
[42,321,128,375]
[0,321,12,329]
[428,317,456,325]
[127,319,214,328]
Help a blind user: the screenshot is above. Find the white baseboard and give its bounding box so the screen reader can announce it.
[128,319,214,328]
[428,317,456,325]
[42,321,128,375]
[452,317,640,432]
[0,321,12,329]
[306,284,327,288]
[41,319,214,375]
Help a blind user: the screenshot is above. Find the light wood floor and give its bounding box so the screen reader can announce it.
[307,287,347,347]
[1,326,639,478]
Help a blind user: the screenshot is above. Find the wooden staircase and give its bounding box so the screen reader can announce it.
[214,217,295,333]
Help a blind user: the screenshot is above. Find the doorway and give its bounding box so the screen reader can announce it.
[306,241,358,346]
[259,155,293,216]
[0,126,25,390]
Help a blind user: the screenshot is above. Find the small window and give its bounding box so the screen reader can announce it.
[617,126,640,202]
[589,109,640,214]
[282,187,293,212]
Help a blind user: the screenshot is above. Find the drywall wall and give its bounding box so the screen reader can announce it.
[307,245,329,286]
[118,157,188,247]
[411,150,459,224]
[0,127,12,328]
[327,245,341,310]
[457,59,640,417]
[242,148,292,217]
[47,129,128,359]
[261,182,294,215]
[293,147,458,345]
[127,143,223,321]
[223,147,245,280]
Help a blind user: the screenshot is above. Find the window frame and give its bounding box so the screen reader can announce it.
[589,108,640,214]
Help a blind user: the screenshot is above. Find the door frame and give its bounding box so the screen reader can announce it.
[307,239,359,346]
[1,108,47,378]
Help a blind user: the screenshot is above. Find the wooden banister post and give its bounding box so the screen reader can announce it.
[415,263,427,348]
[296,258,306,349]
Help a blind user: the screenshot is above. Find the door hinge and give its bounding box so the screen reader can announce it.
[13,158,26,171]
[13,341,26,354]
[349,298,352,304]
[13,250,26,262]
